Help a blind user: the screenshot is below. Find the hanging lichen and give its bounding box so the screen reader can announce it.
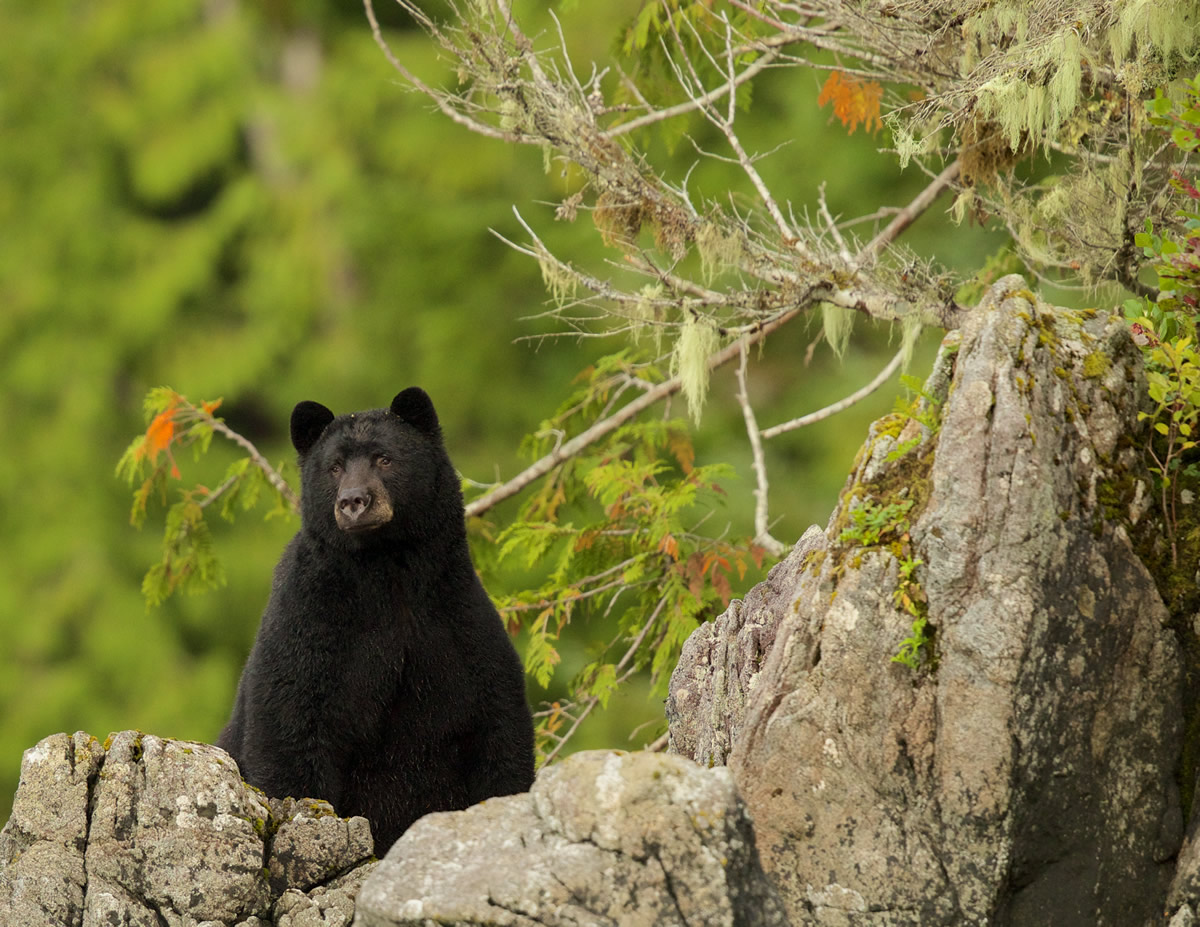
[900,312,923,372]
[670,312,720,425]
[592,190,646,249]
[695,221,745,285]
[538,249,578,307]
[630,283,664,346]
[823,303,854,360]
[960,117,1022,187]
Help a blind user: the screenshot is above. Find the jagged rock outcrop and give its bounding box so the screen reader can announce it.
[354,749,788,927]
[0,730,376,927]
[669,277,1186,925]
[667,525,824,768]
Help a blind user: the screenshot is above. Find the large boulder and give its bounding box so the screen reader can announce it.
[354,749,788,927]
[0,730,376,927]
[671,278,1185,925]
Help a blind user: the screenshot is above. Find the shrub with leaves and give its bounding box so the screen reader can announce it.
[471,352,765,760]
[1123,76,1200,565]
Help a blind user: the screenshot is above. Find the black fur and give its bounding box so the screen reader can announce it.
[218,388,535,851]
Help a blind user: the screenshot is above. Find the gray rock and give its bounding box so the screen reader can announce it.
[268,797,374,895]
[0,731,104,927]
[353,749,788,927]
[0,730,378,927]
[1171,905,1197,927]
[275,864,378,927]
[85,731,274,925]
[667,524,825,767]
[679,278,1182,924]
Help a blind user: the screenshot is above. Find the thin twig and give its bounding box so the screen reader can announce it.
[735,343,787,555]
[541,595,667,764]
[196,473,240,511]
[608,45,782,138]
[861,159,960,260]
[363,0,526,143]
[200,409,301,512]
[761,346,906,440]
[645,731,670,752]
[818,181,853,263]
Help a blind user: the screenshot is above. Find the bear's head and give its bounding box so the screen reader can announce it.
[290,388,461,548]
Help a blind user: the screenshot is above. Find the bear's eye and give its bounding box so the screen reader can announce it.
[329,463,343,476]
[376,455,392,468]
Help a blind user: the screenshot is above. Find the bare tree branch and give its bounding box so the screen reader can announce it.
[735,342,787,555]
[861,160,961,261]
[762,345,906,440]
[465,303,803,518]
[465,154,962,518]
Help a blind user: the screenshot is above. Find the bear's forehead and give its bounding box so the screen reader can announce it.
[324,410,402,451]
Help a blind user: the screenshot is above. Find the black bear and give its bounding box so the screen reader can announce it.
[218,388,535,851]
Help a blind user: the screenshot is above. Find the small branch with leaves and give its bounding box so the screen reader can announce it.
[117,389,298,605]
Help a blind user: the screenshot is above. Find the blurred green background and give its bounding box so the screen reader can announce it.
[0,0,1012,822]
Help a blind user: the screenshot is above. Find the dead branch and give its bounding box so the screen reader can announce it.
[735,342,787,555]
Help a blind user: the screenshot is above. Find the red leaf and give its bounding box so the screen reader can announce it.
[817,71,883,135]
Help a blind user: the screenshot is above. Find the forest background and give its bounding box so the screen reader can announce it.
[0,0,1042,823]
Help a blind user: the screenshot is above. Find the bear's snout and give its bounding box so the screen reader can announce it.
[338,486,373,520]
[333,460,394,532]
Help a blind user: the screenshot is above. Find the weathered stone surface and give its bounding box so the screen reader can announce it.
[276,864,377,927]
[354,749,788,927]
[0,730,377,927]
[673,278,1183,924]
[0,731,104,927]
[85,731,274,925]
[268,797,374,895]
[667,525,824,768]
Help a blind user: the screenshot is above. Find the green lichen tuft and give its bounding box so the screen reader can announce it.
[1082,350,1111,379]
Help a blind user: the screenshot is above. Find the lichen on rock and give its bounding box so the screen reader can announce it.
[670,277,1185,924]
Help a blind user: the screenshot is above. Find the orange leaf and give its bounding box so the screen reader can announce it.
[817,71,883,135]
[201,398,223,415]
[144,405,178,461]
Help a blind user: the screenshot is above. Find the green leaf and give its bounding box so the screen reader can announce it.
[586,663,618,709]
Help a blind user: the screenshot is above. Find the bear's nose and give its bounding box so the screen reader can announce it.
[337,487,373,521]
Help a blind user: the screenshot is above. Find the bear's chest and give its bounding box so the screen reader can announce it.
[274,584,475,734]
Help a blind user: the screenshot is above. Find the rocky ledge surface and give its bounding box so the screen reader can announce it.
[1,733,784,926]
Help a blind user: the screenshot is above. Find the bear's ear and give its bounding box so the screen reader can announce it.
[390,387,440,437]
[291,401,335,455]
